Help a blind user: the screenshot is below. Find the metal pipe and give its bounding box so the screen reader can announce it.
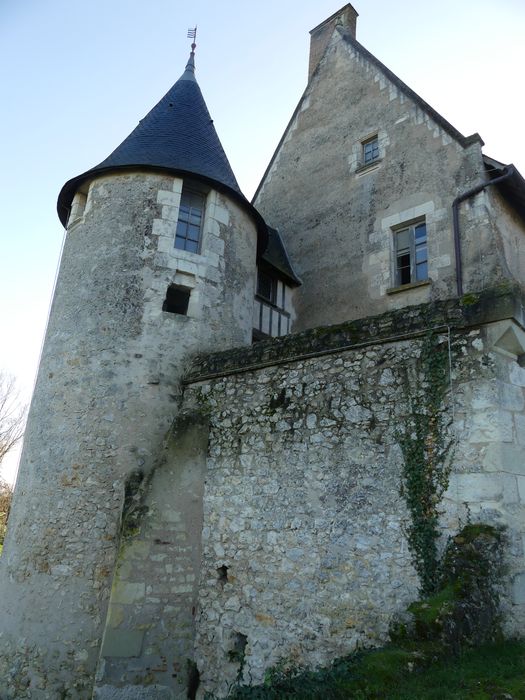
[452,165,514,297]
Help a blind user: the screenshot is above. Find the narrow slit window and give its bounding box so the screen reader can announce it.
[163,285,190,315]
[175,188,205,253]
[256,269,277,305]
[394,221,428,286]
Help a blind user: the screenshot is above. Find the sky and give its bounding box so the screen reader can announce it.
[0,0,524,483]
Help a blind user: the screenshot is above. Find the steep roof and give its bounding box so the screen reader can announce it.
[483,155,525,222]
[260,227,301,286]
[253,24,484,203]
[57,52,268,253]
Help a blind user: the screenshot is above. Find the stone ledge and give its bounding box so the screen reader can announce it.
[184,283,524,384]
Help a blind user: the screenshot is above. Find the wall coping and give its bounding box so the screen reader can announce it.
[184,284,525,384]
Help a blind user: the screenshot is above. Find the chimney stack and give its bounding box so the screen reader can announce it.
[308,3,358,80]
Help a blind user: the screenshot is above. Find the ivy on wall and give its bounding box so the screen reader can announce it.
[398,333,453,595]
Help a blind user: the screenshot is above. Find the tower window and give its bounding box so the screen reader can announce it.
[162,285,191,315]
[175,188,205,253]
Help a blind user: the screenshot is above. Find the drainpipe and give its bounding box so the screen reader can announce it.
[452,165,514,297]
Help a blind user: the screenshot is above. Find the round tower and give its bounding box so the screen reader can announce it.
[0,50,266,698]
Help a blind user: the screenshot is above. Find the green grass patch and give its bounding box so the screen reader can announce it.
[225,640,525,699]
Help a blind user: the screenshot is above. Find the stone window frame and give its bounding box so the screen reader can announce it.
[362,134,380,165]
[174,186,207,254]
[381,200,435,296]
[350,129,387,175]
[393,218,429,287]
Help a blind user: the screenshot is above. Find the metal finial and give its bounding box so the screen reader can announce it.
[187,26,197,53]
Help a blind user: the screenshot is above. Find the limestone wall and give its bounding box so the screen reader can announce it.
[177,298,525,696]
[0,171,258,699]
[254,27,507,332]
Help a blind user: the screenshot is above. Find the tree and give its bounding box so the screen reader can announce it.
[0,477,13,548]
[0,372,25,464]
[0,372,26,549]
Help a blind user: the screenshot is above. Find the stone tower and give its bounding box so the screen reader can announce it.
[0,49,265,699]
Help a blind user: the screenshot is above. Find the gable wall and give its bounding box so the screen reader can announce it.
[255,31,490,332]
[483,188,525,287]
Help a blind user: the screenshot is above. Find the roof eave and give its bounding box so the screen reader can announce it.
[57,164,269,259]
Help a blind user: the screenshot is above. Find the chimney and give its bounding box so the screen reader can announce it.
[308,3,358,80]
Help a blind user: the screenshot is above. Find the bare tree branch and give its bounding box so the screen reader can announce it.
[0,477,13,547]
[0,372,26,465]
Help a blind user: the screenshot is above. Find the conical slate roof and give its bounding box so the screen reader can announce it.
[57,52,267,253]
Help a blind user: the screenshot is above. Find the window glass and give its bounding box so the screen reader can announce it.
[174,188,205,253]
[395,220,428,286]
[257,270,277,304]
[363,136,379,164]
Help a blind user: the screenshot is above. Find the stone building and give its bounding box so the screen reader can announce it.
[1,4,525,699]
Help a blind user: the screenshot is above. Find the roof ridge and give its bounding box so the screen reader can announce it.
[337,26,483,149]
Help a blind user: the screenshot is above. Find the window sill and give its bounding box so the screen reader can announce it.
[355,158,382,176]
[386,280,430,295]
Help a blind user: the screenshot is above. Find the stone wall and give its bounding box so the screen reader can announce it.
[0,171,258,699]
[254,24,524,332]
[176,293,525,697]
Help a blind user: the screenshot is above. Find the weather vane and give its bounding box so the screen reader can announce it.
[187,26,197,52]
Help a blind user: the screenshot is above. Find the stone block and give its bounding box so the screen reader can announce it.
[510,363,525,387]
[502,474,519,504]
[517,476,525,503]
[211,203,229,226]
[467,409,513,443]
[498,381,525,411]
[152,218,176,238]
[156,236,172,254]
[446,473,502,503]
[482,443,525,475]
[111,581,145,605]
[161,204,179,222]
[512,573,525,605]
[94,686,174,699]
[101,628,144,658]
[516,414,525,445]
[157,190,179,206]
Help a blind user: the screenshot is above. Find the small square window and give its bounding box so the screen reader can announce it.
[162,285,190,315]
[394,221,428,286]
[363,136,379,164]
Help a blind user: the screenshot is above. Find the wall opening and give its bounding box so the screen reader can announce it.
[217,565,229,586]
[228,632,248,666]
[186,659,200,700]
[163,285,191,315]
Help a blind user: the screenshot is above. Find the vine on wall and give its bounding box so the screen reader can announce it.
[398,333,453,595]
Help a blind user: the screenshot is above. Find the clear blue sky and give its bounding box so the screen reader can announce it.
[1,0,524,481]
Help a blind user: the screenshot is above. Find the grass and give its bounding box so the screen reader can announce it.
[226,640,525,699]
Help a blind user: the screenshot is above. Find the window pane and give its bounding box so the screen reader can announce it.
[175,187,205,253]
[363,137,379,163]
[257,271,276,302]
[396,229,410,251]
[415,223,427,240]
[187,225,200,242]
[416,262,428,281]
[176,220,188,237]
[415,247,427,264]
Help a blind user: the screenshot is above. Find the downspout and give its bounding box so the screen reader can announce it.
[453,165,515,297]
